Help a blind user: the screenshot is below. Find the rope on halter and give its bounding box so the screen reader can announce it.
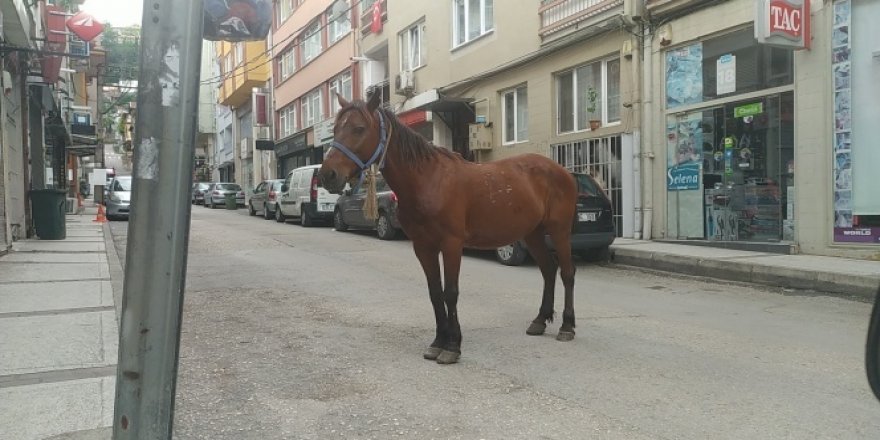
[363,116,393,221]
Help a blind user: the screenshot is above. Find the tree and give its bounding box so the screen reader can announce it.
[100,24,140,84]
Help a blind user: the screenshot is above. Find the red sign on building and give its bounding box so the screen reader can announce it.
[755,0,810,50]
[66,11,105,42]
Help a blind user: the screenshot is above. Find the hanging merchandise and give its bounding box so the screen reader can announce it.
[203,0,272,42]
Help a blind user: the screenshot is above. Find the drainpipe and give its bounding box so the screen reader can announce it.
[631,32,643,240]
[641,30,654,241]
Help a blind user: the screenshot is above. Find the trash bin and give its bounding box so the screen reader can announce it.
[225,193,237,210]
[31,189,68,240]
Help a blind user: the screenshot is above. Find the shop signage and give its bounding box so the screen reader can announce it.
[834,227,880,243]
[275,132,307,157]
[314,118,335,146]
[755,0,811,50]
[716,54,736,95]
[667,162,701,191]
[734,102,763,118]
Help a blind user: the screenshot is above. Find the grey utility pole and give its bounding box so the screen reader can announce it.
[112,0,204,438]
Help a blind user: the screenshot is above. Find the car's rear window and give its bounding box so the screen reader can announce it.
[216,183,240,191]
[573,174,601,197]
[113,178,132,191]
[196,183,210,190]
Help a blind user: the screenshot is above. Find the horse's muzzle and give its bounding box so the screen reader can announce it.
[319,170,347,194]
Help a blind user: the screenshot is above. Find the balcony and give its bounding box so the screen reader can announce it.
[70,123,96,136]
[360,0,387,36]
[539,0,623,38]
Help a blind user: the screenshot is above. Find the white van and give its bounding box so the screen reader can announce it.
[275,164,339,226]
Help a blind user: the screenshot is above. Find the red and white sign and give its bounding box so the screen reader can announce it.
[755,0,810,50]
[66,11,105,42]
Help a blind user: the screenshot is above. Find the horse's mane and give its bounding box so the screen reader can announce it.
[339,100,464,166]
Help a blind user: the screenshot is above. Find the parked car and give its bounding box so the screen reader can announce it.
[102,168,116,204]
[203,182,245,208]
[333,174,402,240]
[275,165,339,226]
[105,175,132,221]
[495,172,616,266]
[191,182,211,205]
[248,179,285,220]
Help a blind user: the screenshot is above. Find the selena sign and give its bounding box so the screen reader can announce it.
[755,0,810,50]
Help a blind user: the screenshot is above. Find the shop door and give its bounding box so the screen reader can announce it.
[703,93,794,241]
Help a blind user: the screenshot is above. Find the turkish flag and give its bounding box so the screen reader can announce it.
[370,1,382,34]
[66,11,105,42]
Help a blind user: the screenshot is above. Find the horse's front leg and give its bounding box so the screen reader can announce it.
[413,243,446,360]
[435,244,464,364]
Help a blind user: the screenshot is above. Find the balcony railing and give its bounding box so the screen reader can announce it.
[539,0,623,38]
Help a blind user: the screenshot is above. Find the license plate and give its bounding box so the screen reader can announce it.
[578,212,597,222]
[320,203,333,211]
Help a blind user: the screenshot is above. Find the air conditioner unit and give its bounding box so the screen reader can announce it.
[394,70,414,96]
[468,123,493,150]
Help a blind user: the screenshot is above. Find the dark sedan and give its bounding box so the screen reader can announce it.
[333,175,402,240]
[192,182,210,205]
[495,172,616,265]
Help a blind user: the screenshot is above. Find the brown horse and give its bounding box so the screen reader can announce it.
[320,93,578,364]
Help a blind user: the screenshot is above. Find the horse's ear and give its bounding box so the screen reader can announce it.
[366,89,382,112]
[336,92,351,110]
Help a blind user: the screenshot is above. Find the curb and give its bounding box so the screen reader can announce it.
[102,222,125,319]
[610,246,879,300]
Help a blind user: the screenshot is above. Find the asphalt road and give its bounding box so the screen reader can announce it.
[108,205,880,439]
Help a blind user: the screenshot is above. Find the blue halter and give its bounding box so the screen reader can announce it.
[330,111,388,189]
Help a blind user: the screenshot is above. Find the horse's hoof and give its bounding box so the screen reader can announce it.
[526,322,546,336]
[435,350,460,364]
[423,346,443,360]
[556,331,575,342]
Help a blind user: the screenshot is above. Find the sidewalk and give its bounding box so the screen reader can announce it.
[611,239,880,300]
[0,204,117,440]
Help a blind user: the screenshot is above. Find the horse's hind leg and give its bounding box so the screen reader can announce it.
[548,229,576,342]
[523,230,557,336]
[413,243,447,360]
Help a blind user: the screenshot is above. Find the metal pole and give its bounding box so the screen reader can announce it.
[95,67,105,204]
[112,0,204,438]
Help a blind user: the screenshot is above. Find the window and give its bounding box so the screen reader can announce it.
[301,89,323,128]
[329,71,353,116]
[224,55,233,76]
[235,43,244,66]
[301,21,322,65]
[279,48,295,81]
[400,21,426,71]
[276,0,294,24]
[327,0,351,44]
[557,57,621,133]
[279,105,297,138]
[502,86,528,144]
[452,0,493,47]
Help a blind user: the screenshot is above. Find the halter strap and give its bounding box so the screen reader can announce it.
[329,111,388,188]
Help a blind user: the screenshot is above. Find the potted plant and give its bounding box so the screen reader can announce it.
[586,86,601,130]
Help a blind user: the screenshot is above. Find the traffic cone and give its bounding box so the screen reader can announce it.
[94,203,108,223]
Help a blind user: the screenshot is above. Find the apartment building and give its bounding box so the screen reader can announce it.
[215,40,271,190]
[358,0,641,238]
[271,0,359,176]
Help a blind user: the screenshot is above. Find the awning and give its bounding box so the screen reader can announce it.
[397,109,428,127]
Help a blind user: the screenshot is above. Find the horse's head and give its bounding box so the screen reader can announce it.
[319,92,385,194]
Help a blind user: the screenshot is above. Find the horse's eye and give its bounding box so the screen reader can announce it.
[353,126,366,135]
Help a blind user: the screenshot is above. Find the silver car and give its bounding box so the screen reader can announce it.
[106,176,132,220]
[204,182,245,208]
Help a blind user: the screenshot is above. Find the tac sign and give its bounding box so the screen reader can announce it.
[755,0,811,50]
[66,11,104,42]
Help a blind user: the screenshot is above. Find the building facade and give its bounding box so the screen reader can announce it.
[215,40,271,191]
[646,0,879,257]
[271,0,359,177]
[357,0,641,238]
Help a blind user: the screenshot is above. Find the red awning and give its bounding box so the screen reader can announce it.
[397,109,427,127]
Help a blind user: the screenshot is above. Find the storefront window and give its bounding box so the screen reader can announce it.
[667,93,794,242]
[666,27,794,109]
